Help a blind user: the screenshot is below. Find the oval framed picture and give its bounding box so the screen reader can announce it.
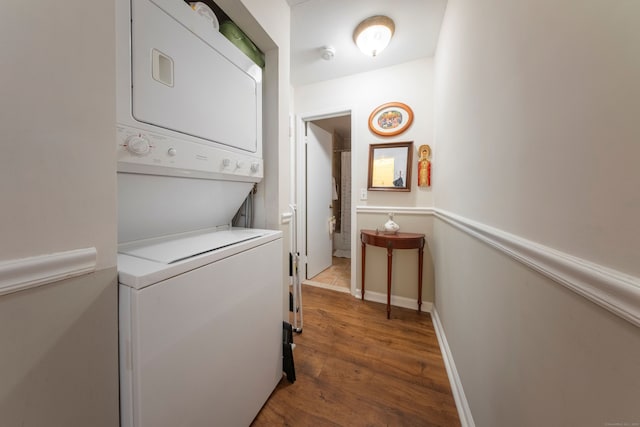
[368,102,414,137]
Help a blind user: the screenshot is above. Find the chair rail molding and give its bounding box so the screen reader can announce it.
[354,205,639,327]
[356,205,434,215]
[434,208,640,328]
[0,248,97,296]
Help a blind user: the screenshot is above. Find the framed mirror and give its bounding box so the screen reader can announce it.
[367,141,413,192]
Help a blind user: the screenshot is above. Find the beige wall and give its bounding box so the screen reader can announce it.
[294,58,436,303]
[0,269,119,427]
[433,0,640,275]
[433,0,640,424]
[0,1,119,425]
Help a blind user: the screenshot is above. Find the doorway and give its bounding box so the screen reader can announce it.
[300,113,352,293]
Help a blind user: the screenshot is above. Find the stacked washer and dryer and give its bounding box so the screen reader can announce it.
[116,0,283,426]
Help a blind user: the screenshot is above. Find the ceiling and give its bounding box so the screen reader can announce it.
[287,0,447,87]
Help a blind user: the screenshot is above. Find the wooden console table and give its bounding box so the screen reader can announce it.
[361,229,425,319]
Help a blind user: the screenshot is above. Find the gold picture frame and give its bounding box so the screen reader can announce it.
[368,102,414,137]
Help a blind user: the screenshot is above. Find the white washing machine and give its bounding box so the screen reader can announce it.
[118,228,282,427]
[115,0,283,425]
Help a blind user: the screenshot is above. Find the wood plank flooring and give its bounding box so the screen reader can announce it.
[251,285,461,427]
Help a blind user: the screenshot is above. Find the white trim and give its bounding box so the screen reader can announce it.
[356,205,435,215]
[434,208,640,328]
[303,280,351,294]
[0,247,97,296]
[353,288,434,313]
[431,308,475,427]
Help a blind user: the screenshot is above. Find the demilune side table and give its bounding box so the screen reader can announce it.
[360,229,426,319]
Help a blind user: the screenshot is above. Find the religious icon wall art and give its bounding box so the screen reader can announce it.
[418,144,431,187]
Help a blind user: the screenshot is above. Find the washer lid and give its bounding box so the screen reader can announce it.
[120,228,266,264]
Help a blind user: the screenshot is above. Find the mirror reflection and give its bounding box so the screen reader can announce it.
[368,141,413,192]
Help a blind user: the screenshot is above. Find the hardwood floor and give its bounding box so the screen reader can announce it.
[252,285,460,427]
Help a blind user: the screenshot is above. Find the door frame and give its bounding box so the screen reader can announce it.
[295,107,355,294]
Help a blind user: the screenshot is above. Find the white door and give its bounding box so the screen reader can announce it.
[306,122,333,279]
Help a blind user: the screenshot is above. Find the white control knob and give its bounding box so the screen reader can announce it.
[125,135,151,155]
[250,162,260,173]
[236,160,244,169]
[222,158,231,168]
[167,147,177,157]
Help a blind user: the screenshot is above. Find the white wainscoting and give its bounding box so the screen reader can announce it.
[356,206,640,328]
[0,248,97,296]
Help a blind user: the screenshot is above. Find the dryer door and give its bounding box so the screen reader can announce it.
[131,0,259,153]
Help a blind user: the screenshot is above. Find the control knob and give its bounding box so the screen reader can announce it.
[125,135,151,156]
[250,162,260,173]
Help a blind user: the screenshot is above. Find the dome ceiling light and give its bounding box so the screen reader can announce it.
[353,15,395,57]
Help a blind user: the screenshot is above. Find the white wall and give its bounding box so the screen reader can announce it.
[295,58,435,210]
[0,2,119,426]
[294,58,437,302]
[433,0,640,425]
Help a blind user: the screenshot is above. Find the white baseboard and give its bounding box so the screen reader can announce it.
[353,288,434,313]
[0,247,97,297]
[431,307,475,427]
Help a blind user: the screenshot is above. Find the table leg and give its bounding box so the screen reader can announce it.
[361,240,366,300]
[418,243,424,313]
[387,246,393,319]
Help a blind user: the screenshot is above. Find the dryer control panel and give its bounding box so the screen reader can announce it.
[117,125,263,182]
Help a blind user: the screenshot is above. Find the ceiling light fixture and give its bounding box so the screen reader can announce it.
[353,15,395,57]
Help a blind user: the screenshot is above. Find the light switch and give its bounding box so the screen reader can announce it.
[360,188,368,200]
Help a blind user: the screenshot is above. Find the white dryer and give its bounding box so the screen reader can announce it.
[115,0,283,425]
